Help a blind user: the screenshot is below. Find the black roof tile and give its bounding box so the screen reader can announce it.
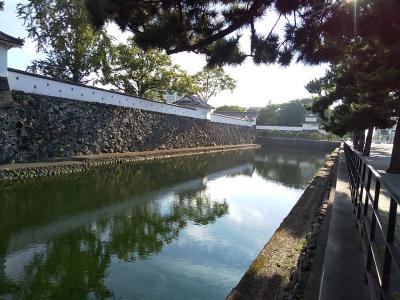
[0,31,24,46]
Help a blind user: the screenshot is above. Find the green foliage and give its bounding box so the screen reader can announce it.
[82,0,304,67]
[306,42,399,137]
[81,0,400,171]
[215,105,246,113]
[285,0,400,65]
[252,34,279,65]
[192,67,236,102]
[18,0,111,84]
[257,104,280,126]
[247,107,262,113]
[256,99,312,126]
[204,37,247,67]
[83,0,400,68]
[258,130,339,142]
[99,38,197,100]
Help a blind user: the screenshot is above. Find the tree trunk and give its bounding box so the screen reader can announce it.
[362,127,374,156]
[357,130,366,152]
[387,121,400,174]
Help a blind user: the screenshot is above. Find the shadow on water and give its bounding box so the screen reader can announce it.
[0,148,328,299]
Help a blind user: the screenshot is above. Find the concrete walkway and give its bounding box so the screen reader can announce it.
[318,154,370,300]
[362,145,400,197]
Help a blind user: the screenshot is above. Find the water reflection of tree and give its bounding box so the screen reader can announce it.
[1,150,250,298]
[174,189,228,226]
[0,147,328,298]
[0,188,228,299]
[1,228,113,299]
[109,190,228,261]
[254,148,326,188]
[0,149,253,237]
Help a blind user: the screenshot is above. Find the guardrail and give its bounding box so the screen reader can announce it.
[344,142,400,300]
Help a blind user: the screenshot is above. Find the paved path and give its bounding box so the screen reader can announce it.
[318,154,370,300]
[319,144,400,300]
[362,145,400,198]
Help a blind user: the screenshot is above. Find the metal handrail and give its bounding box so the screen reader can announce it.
[343,142,400,300]
[346,144,400,203]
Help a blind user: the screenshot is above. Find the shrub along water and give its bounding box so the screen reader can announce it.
[257,130,339,142]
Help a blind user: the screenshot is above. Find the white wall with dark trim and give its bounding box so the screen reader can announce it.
[7,69,255,127]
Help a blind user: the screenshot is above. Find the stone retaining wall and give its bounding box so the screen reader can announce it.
[0,91,255,163]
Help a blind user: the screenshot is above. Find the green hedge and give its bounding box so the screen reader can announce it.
[257,130,339,141]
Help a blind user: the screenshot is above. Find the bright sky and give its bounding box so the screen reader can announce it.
[1,0,328,108]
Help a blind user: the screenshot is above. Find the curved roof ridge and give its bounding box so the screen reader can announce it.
[0,31,24,47]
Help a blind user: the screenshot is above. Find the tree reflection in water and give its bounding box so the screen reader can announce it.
[0,151,248,299]
[1,190,228,299]
[254,148,327,188]
[108,190,228,261]
[0,147,328,299]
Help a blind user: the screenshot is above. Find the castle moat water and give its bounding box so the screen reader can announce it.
[0,148,328,299]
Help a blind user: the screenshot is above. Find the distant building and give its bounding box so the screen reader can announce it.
[301,113,319,130]
[215,111,257,121]
[0,30,24,106]
[164,91,181,104]
[173,95,215,117]
[257,113,322,132]
[163,92,215,116]
[165,92,256,122]
[0,31,24,80]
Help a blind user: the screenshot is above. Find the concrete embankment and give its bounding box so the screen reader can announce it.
[0,144,259,182]
[257,137,340,151]
[227,147,340,300]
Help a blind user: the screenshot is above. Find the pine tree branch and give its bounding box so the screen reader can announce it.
[166,0,270,54]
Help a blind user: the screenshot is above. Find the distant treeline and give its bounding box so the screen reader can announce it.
[215,98,312,127]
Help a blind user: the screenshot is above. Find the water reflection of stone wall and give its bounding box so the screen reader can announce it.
[0,91,255,163]
[0,150,254,242]
[0,148,329,299]
[0,150,258,299]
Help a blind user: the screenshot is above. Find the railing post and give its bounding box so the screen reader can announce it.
[353,156,358,203]
[366,180,380,271]
[381,197,398,291]
[357,163,366,219]
[363,169,372,216]
[354,157,361,211]
[344,142,400,300]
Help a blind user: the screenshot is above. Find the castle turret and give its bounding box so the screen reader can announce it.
[0,30,24,106]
